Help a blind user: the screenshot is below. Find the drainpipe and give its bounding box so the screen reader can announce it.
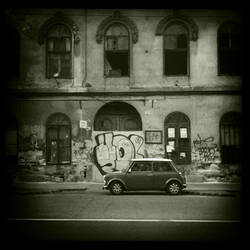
[82,9,88,87]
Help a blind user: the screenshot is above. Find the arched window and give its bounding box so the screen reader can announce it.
[220,112,241,164]
[218,22,241,75]
[165,112,191,164]
[164,23,189,75]
[46,113,71,164]
[46,24,72,79]
[94,102,142,131]
[104,23,129,77]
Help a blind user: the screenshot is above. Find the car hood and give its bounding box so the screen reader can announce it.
[104,171,125,179]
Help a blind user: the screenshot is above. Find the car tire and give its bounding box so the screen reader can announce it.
[109,181,124,195]
[166,181,181,195]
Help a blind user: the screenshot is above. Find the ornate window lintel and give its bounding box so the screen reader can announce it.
[38,12,80,45]
[155,14,199,41]
[96,11,139,44]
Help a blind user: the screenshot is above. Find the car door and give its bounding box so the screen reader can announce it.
[124,161,154,190]
[152,161,174,189]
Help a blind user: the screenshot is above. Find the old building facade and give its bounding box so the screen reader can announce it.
[4,9,241,183]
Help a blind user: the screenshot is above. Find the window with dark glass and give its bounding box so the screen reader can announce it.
[153,161,172,172]
[164,24,188,75]
[94,102,142,131]
[218,22,241,75]
[131,162,152,172]
[220,112,241,164]
[104,23,129,77]
[46,113,71,164]
[46,24,72,78]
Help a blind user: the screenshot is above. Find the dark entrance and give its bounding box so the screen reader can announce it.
[220,112,241,164]
[165,112,191,164]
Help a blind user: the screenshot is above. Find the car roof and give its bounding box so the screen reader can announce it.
[130,158,172,162]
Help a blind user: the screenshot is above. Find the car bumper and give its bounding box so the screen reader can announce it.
[103,184,108,190]
[182,183,187,189]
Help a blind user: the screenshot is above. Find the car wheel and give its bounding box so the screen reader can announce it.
[109,181,124,195]
[166,181,181,195]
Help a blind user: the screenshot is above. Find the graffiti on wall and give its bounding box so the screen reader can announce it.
[192,134,220,164]
[94,132,144,175]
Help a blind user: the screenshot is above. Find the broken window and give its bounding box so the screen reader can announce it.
[218,22,241,75]
[164,23,188,75]
[46,24,72,79]
[104,23,129,77]
[46,113,71,165]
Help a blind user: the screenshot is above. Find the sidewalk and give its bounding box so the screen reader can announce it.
[7,181,242,195]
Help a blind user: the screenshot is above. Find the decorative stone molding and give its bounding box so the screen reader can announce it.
[155,14,199,41]
[96,10,138,44]
[38,12,80,45]
[5,9,36,40]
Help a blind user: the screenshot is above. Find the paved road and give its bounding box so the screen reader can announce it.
[5,189,242,241]
[6,189,241,220]
[5,219,242,241]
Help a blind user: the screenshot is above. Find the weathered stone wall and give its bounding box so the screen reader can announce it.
[12,9,241,90]
[7,94,241,182]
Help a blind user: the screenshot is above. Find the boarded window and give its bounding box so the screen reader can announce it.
[94,102,142,131]
[104,24,129,77]
[46,24,72,79]
[46,113,71,164]
[164,24,188,75]
[218,22,241,75]
[220,112,241,164]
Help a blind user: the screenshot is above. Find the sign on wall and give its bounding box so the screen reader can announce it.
[79,120,88,129]
[145,130,163,144]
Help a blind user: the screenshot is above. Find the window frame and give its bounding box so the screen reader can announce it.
[45,24,73,79]
[104,23,130,78]
[163,23,190,76]
[46,113,71,165]
[217,22,242,76]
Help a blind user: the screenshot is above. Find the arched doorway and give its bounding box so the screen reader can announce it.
[94,102,143,174]
[164,112,191,164]
[46,113,71,165]
[220,112,241,164]
[94,101,142,131]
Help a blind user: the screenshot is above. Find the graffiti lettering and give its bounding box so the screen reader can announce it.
[94,132,144,175]
[192,134,218,164]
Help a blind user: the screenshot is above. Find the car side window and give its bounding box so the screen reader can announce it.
[131,162,152,172]
[153,162,173,172]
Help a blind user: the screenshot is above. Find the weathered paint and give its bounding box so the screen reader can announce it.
[5,9,242,182]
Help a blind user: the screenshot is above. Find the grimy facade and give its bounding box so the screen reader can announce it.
[5,9,241,183]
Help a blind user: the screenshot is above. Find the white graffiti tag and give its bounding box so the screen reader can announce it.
[94,132,144,174]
